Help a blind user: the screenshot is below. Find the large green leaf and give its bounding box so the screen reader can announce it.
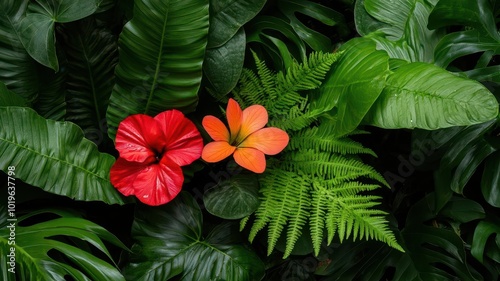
[204,28,245,97]
[0,0,40,102]
[18,0,101,71]
[207,0,265,48]
[364,62,499,129]
[31,65,67,121]
[471,218,500,264]
[312,37,390,137]
[61,18,117,144]
[123,192,265,281]
[106,0,209,139]
[481,151,500,207]
[0,107,127,205]
[203,174,260,219]
[0,208,127,281]
[0,82,26,106]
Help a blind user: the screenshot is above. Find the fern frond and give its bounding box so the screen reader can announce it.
[283,175,310,258]
[289,127,377,156]
[309,181,329,255]
[283,150,387,185]
[325,181,381,196]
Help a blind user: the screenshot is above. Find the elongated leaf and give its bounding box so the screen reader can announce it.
[62,18,117,144]
[313,37,390,137]
[471,219,500,263]
[0,107,127,205]
[106,0,209,139]
[482,151,500,207]
[364,62,499,129]
[204,174,260,219]
[0,82,26,106]
[0,208,127,281]
[123,192,265,281]
[204,28,245,97]
[208,0,265,48]
[18,0,101,71]
[32,65,67,120]
[0,0,40,101]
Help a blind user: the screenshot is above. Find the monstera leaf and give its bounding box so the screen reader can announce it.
[106,0,209,139]
[0,208,127,281]
[123,192,265,281]
[0,107,127,205]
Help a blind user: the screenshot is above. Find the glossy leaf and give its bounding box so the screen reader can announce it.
[482,151,500,207]
[204,28,245,97]
[354,0,389,37]
[439,197,485,223]
[123,192,265,281]
[0,82,26,106]
[18,0,101,71]
[364,62,499,129]
[0,208,127,281]
[106,0,209,139]
[428,0,500,40]
[204,174,260,219]
[207,0,265,48]
[471,219,500,263]
[0,107,127,205]
[313,37,390,137]
[62,18,117,144]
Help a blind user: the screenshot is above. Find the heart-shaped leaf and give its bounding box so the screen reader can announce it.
[123,192,265,281]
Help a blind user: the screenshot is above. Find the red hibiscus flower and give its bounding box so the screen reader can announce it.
[110,110,203,206]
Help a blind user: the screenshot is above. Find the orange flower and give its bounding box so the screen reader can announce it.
[201,98,289,173]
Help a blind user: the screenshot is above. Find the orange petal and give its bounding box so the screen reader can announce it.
[233,147,266,173]
[226,98,242,142]
[201,141,236,163]
[239,127,289,155]
[238,104,268,142]
[202,115,229,141]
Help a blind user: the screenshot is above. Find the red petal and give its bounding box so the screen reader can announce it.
[239,127,289,155]
[226,98,242,142]
[110,158,150,197]
[233,147,266,173]
[154,110,203,166]
[237,104,268,142]
[132,157,184,206]
[202,115,230,141]
[115,114,164,163]
[201,141,236,163]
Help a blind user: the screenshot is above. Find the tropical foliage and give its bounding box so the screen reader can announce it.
[0,0,499,280]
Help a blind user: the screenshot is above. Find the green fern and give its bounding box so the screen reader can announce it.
[234,51,403,258]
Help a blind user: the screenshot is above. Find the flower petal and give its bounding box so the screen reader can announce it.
[110,158,149,197]
[239,127,289,155]
[237,104,268,142]
[227,98,242,142]
[202,115,230,141]
[132,157,184,206]
[115,114,165,163]
[233,147,266,173]
[155,110,203,166]
[201,141,236,163]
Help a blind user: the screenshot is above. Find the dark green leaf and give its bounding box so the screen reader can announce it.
[313,37,390,137]
[123,192,265,281]
[0,107,127,205]
[364,62,499,129]
[18,0,101,71]
[471,218,500,263]
[354,0,388,36]
[208,0,265,48]
[465,65,500,83]
[32,65,67,120]
[439,197,485,223]
[0,82,26,106]
[428,0,500,41]
[482,151,500,207]
[204,174,260,219]
[106,0,209,139]
[204,28,245,97]
[0,208,127,281]
[61,18,117,144]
